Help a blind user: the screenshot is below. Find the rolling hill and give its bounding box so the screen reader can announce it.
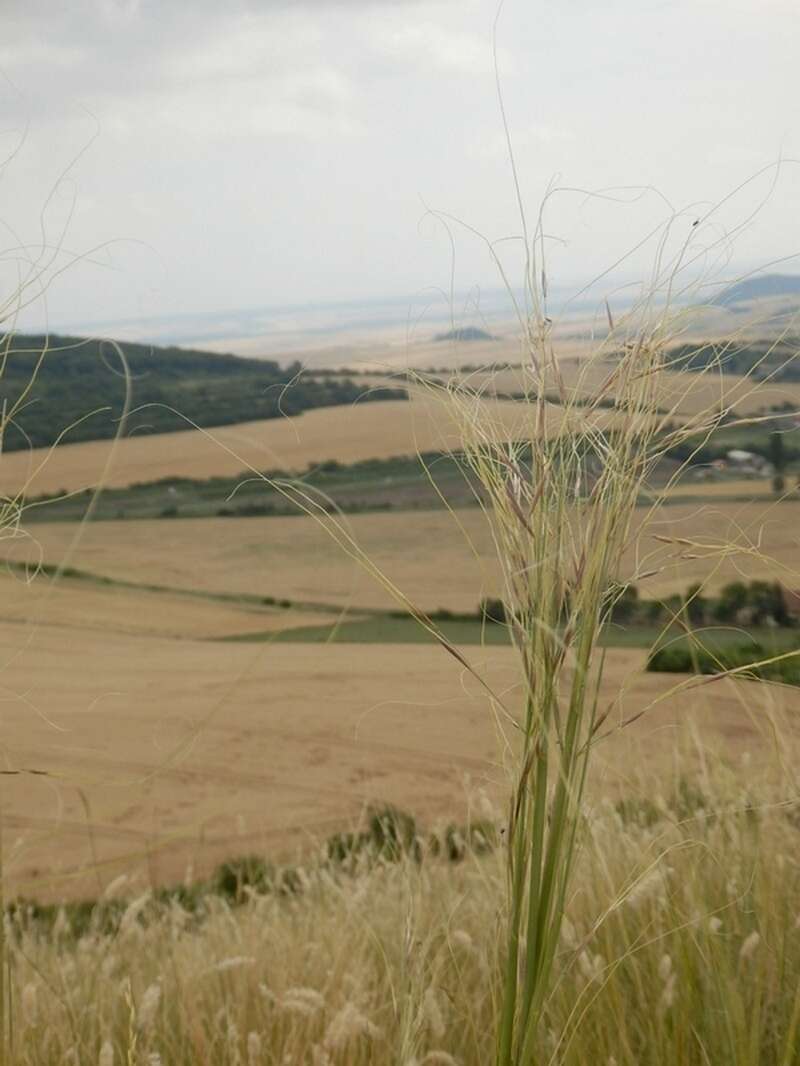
[0,333,405,452]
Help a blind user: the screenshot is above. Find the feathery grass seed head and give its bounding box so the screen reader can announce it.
[740,931,761,961]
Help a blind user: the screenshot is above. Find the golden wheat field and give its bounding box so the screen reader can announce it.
[5,351,792,501]
[659,477,776,499]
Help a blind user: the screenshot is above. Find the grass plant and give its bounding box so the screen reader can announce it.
[439,270,799,1059]
[444,314,691,1062]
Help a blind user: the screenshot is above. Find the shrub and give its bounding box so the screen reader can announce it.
[647,641,800,685]
[748,580,789,626]
[428,820,498,861]
[366,804,421,862]
[479,597,507,624]
[326,805,421,866]
[213,856,273,901]
[610,583,638,623]
[644,599,665,624]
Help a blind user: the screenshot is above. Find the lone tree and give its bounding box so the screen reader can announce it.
[479,597,507,624]
[769,430,786,470]
[684,582,707,625]
[770,430,786,494]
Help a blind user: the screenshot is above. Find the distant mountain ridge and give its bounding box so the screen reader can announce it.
[711,274,800,307]
[0,334,405,453]
[434,327,495,343]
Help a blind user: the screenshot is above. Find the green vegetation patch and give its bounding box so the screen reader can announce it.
[226,614,514,646]
[647,640,800,685]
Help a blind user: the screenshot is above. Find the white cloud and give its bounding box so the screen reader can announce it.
[470,124,575,161]
[150,69,364,140]
[377,21,494,74]
[0,41,84,71]
[96,0,142,19]
[170,12,324,82]
[1,6,364,143]
[696,0,797,9]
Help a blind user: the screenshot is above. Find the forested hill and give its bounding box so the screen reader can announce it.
[0,334,405,452]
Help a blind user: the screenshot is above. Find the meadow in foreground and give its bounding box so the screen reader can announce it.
[4,760,799,1066]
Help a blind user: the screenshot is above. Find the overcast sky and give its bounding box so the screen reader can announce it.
[3,0,799,335]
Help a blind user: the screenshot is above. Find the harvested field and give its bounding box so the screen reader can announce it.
[2,622,796,902]
[5,499,800,615]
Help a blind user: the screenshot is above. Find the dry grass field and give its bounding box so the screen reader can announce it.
[5,498,799,616]
[2,620,796,902]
